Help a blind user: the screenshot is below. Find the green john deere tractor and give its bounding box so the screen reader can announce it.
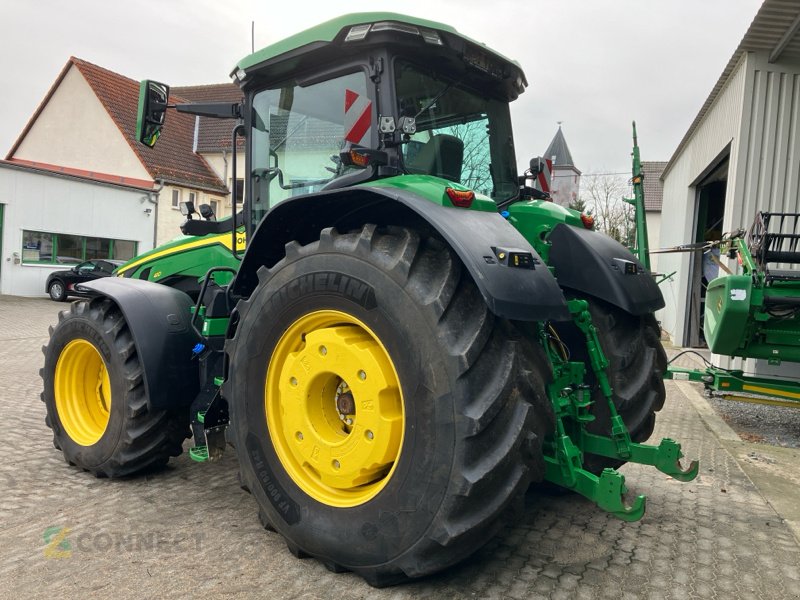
[41,13,697,586]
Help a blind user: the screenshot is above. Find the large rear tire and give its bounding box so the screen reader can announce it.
[41,298,189,477]
[555,296,666,472]
[226,225,554,586]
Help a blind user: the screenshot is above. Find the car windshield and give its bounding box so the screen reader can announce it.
[394,60,519,203]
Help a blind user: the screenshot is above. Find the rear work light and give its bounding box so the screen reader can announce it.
[580,213,595,229]
[445,187,475,208]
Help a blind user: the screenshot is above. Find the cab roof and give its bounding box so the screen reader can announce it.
[233,12,526,93]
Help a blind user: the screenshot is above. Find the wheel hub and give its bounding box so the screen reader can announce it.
[54,338,112,446]
[266,311,404,507]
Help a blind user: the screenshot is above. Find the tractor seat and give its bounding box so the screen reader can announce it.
[405,134,464,183]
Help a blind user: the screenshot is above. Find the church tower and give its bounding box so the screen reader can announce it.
[543,125,581,208]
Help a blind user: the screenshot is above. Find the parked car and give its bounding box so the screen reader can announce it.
[45,259,125,301]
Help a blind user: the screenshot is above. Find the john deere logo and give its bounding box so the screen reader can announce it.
[43,526,72,559]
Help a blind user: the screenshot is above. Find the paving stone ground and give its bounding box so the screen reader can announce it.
[1,295,799,599]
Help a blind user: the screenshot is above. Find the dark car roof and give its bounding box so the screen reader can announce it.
[48,259,125,278]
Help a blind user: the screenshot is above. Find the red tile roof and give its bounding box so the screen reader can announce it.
[173,84,244,153]
[7,57,228,194]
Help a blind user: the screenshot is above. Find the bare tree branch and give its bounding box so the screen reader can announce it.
[580,173,635,244]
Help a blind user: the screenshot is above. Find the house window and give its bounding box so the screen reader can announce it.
[21,230,137,264]
[233,179,244,204]
[210,199,219,216]
[189,191,198,205]
[171,189,181,209]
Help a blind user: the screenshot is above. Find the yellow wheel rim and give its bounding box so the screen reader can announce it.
[266,310,404,507]
[54,339,112,446]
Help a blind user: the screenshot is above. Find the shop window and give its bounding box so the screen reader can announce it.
[21,230,138,264]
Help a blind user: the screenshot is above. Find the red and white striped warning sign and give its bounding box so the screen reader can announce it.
[344,89,372,145]
[535,158,553,194]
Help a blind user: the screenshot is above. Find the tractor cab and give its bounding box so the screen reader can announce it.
[139,14,527,240]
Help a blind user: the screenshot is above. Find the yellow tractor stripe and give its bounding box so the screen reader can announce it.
[116,232,244,276]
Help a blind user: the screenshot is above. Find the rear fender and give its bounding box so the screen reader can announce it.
[232,186,570,322]
[548,223,664,315]
[81,278,202,411]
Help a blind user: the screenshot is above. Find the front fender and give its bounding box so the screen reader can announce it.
[233,186,570,322]
[82,278,201,410]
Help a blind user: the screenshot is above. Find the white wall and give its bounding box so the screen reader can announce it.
[658,54,749,343]
[646,210,662,274]
[0,165,155,297]
[154,184,230,246]
[12,65,151,181]
[202,151,242,219]
[550,168,580,208]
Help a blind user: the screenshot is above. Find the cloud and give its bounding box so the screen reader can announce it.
[1,0,762,172]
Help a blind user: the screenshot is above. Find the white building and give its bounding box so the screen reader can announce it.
[658,0,800,375]
[0,161,153,296]
[1,58,241,297]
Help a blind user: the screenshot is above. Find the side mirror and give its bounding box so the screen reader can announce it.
[136,80,170,148]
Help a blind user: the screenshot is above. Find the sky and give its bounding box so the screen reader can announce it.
[0,0,764,174]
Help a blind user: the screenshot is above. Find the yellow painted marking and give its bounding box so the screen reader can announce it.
[722,393,800,409]
[116,232,245,275]
[742,384,800,401]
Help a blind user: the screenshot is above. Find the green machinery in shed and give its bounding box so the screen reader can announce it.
[626,125,800,405]
[667,212,800,406]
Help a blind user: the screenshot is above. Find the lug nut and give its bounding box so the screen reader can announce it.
[358,370,366,380]
[296,431,303,441]
[319,346,327,356]
[290,377,298,386]
[332,459,340,470]
[365,430,374,440]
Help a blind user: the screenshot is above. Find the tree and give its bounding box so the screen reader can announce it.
[568,196,587,213]
[440,120,492,195]
[580,173,635,244]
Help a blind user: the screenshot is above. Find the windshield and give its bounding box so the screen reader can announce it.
[395,60,519,203]
[249,70,370,229]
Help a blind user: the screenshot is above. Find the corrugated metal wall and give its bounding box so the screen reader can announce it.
[733,54,800,232]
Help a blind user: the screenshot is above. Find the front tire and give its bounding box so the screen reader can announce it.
[41,298,189,477]
[226,225,554,585]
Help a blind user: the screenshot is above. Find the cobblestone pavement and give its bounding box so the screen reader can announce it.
[2,295,799,599]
